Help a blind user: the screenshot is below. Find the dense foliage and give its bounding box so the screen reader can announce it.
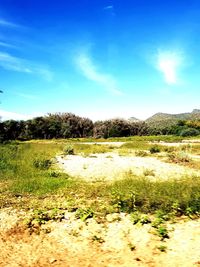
[0,112,200,142]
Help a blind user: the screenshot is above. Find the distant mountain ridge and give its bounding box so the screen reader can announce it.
[128,117,141,122]
[146,109,200,122]
[145,109,200,128]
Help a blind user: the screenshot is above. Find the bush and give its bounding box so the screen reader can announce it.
[168,152,191,164]
[149,145,160,154]
[135,150,148,157]
[33,158,52,170]
[180,128,200,137]
[63,145,74,155]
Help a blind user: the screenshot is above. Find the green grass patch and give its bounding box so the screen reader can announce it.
[1,139,200,218]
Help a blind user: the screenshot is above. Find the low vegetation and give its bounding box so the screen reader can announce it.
[0,111,200,142]
[1,139,200,219]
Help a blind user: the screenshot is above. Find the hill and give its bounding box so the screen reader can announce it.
[145,109,200,128]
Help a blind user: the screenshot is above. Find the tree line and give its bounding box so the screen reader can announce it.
[0,113,149,141]
[0,113,199,142]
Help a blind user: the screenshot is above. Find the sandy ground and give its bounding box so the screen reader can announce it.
[1,141,200,266]
[57,152,200,181]
[1,208,200,267]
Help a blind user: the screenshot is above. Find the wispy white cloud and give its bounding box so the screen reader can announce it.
[0,18,19,28]
[0,109,43,121]
[0,109,30,121]
[35,67,53,82]
[104,5,113,10]
[156,50,184,85]
[0,52,32,73]
[0,41,17,49]
[75,52,122,95]
[0,51,53,81]
[103,5,115,16]
[16,93,39,100]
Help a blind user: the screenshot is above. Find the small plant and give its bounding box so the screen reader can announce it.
[128,242,136,251]
[157,225,169,240]
[143,168,155,177]
[130,212,151,225]
[140,215,151,225]
[111,190,137,213]
[164,146,176,153]
[155,210,170,221]
[171,202,182,216]
[157,245,167,252]
[63,145,74,155]
[33,158,52,170]
[49,170,60,177]
[25,209,65,233]
[92,235,104,243]
[75,208,94,221]
[168,152,191,164]
[135,150,148,157]
[151,218,164,228]
[130,212,141,224]
[83,164,88,170]
[149,145,160,154]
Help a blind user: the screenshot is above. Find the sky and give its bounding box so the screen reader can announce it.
[0,0,200,121]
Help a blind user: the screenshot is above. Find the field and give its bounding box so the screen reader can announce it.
[1,136,200,266]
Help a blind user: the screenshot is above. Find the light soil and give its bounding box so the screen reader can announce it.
[1,208,200,267]
[57,152,199,181]
[1,141,200,267]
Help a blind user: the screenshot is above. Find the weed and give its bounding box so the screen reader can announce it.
[1,139,200,219]
[143,169,155,177]
[149,145,161,154]
[48,170,60,177]
[140,215,151,225]
[83,164,88,170]
[155,210,170,221]
[151,218,164,228]
[168,151,191,164]
[128,242,136,251]
[33,158,52,170]
[135,150,148,157]
[111,189,137,213]
[63,145,74,155]
[75,208,94,221]
[157,245,167,252]
[164,146,176,153]
[157,225,169,240]
[130,212,151,225]
[25,208,65,233]
[130,212,141,224]
[92,235,104,243]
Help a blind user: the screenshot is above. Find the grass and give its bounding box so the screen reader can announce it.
[0,142,69,196]
[0,138,200,219]
[72,143,112,156]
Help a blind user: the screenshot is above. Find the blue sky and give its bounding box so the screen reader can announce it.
[0,0,200,121]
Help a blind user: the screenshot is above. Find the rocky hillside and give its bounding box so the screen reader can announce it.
[146,109,200,123]
[145,109,200,128]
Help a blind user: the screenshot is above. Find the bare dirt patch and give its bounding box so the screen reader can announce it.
[57,152,199,181]
[1,209,200,267]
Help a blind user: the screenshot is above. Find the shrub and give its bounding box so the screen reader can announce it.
[135,150,148,157]
[48,171,60,177]
[33,158,52,170]
[149,145,160,154]
[143,169,155,176]
[63,145,74,155]
[75,208,94,221]
[180,128,200,137]
[168,152,191,164]
[157,225,169,240]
